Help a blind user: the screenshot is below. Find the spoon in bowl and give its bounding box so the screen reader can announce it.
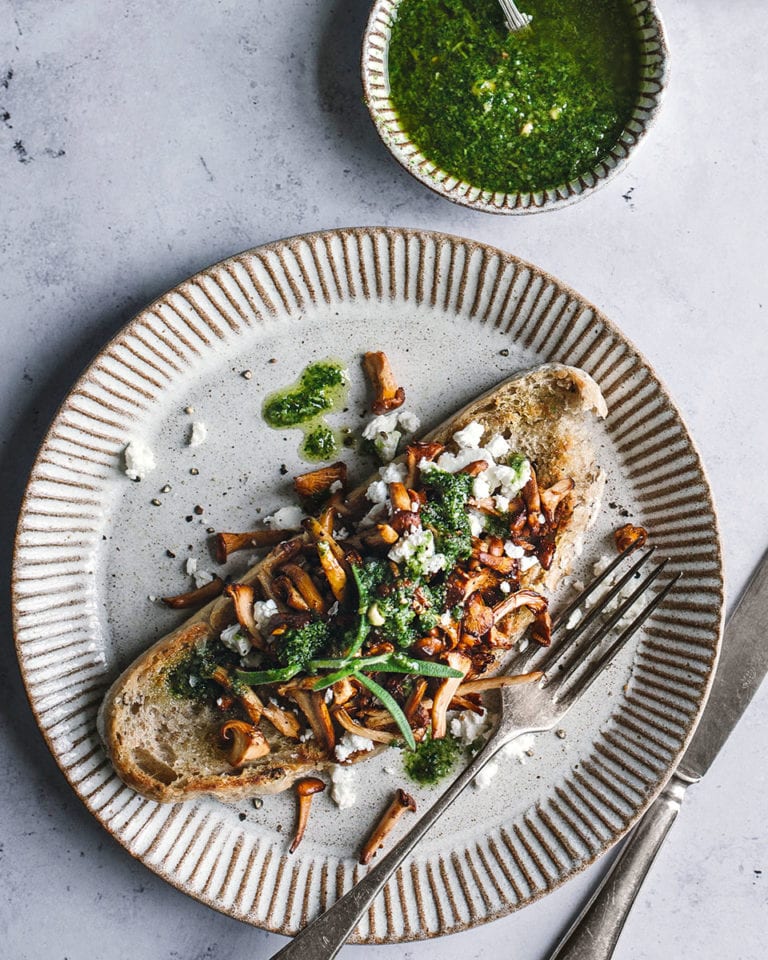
[498,0,532,31]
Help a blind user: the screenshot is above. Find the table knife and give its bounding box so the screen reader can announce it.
[549,549,768,960]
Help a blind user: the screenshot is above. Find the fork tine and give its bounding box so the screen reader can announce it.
[555,572,682,708]
[534,547,657,673]
[553,559,669,686]
[551,545,651,632]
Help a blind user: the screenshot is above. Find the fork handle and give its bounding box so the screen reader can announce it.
[548,773,691,960]
[268,736,503,960]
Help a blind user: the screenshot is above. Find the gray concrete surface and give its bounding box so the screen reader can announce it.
[1,1,766,957]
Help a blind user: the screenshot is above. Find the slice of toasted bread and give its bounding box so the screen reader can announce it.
[98,363,606,802]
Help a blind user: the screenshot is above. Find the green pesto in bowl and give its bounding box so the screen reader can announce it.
[387,0,643,193]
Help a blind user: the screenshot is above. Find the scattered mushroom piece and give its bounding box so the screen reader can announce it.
[615,522,648,553]
[361,523,400,548]
[210,665,264,724]
[255,536,305,602]
[281,563,328,615]
[462,592,495,638]
[220,720,270,766]
[273,574,311,611]
[431,652,472,739]
[315,541,348,602]
[303,516,347,565]
[476,552,518,575]
[404,678,429,723]
[388,482,412,512]
[161,576,225,609]
[456,671,544,695]
[293,462,348,500]
[457,459,490,477]
[214,529,294,564]
[290,777,326,853]
[404,441,444,487]
[540,477,575,524]
[363,350,406,414]
[334,707,397,744]
[290,689,336,753]
[225,582,269,648]
[359,789,416,865]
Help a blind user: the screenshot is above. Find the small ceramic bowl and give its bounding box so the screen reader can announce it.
[362,0,669,214]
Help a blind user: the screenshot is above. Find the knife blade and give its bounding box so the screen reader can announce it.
[677,547,768,781]
[549,548,768,960]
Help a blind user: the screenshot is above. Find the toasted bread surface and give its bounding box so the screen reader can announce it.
[98,363,606,802]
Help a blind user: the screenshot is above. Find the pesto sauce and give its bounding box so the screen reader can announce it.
[387,0,642,193]
[165,640,239,704]
[404,733,463,785]
[263,360,348,462]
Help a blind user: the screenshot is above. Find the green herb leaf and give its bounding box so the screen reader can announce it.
[235,664,302,685]
[353,672,416,750]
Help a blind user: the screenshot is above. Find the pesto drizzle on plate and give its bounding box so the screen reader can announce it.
[262,360,348,462]
[387,0,642,193]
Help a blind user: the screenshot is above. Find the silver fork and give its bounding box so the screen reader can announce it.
[269,549,679,960]
[498,0,532,31]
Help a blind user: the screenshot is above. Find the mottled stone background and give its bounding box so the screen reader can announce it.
[1,1,766,958]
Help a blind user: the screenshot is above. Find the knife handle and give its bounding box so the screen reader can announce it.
[547,773,691,960]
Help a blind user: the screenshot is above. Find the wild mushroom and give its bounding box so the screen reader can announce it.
[289,688,336,753]
[614,522,648,553]
[225,582,269,648]
[334,707,396,744]
[315,540,348,602]
[293,461,348,500]
[359,789,416,865]
[456,671,543,695]
[214,529,295,564]
[492,589,552,647]
[431,652,472,739]
[462,592,495,638]
[161,576,225,609]
[219,720,270,766]
[404,441,444,487]
[209,665,302,739]
[289,777,326,853]
[540,477,575,525]
[363,351,405,414]
[281,563,328,615]
[272,574,311,611]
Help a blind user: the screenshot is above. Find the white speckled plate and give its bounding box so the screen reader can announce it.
[12,228,723,942]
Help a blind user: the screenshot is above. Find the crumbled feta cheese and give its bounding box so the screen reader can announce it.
[362,411,400,439]
[366,479,389,503]
[468,511,487,537]
[253,599,278,632]
[593,555,613,577]
[379,462,408,483]
[435,447,493,474]
[324,688,334,704]
[494,495,510,512]
[374,430,401,462]
[520,555,539,572]
[473,735,535,790]
[504,541,525,559]
[329,480,343,493]
[335,733,375,763]
[449,708,492,745]
[330,766,357,809]
[499,581,512,594]
[123,438,156,481]
[240,649,263,669]
[397,410,421,433]
[452,421,485,449]
[566,609,582,630]
[485,433,510,459]
[472,474,492,500]
[334,527,349,540]
[188,421,208,447]
[388,528,445,574]
[299,729,315,742]
[193,569,214,588]
[264,505,305,529]
[186,557,198,576]
[220,623,252,657]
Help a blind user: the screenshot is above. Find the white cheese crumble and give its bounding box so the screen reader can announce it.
[335,733,375,763]
[362,409,421,463]
[220,623,252,657]
[365,479,389,504]
[253,599,278,633]
[264,505,305,529]
[468,511,487,537]
[520,555,539,572]
[448,708,535,789]
[123,439,156,481]
[193,569,214,589]
[504,541,525,559]
[473,736,535,790]
[329,480,343,493]
[499,581,512,594]
[188,421,208,447]
[379,461,408,484]
[330,765,357,809]
[185,557,198,576]
[388,527,446,575]
[452,420,485,449]
[485,433,510,459]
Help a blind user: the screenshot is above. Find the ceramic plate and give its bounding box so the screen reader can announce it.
[13,228,723,942]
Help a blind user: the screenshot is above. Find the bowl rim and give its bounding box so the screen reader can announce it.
[361,0,670,215]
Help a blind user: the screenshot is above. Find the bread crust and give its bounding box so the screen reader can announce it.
[98,364,606,802]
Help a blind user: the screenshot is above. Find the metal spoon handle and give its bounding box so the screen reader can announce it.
[548,774,689,960]
[268,738,500,960]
